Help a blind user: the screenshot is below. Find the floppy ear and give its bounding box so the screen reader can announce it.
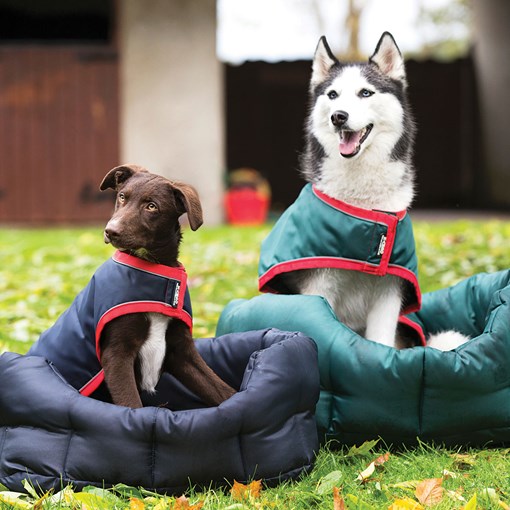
[170,181,203,231]
[99,164,148,191]
[369,32,406,84]
[311,36,338,90]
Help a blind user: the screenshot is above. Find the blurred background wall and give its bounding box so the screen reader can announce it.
[0,0,508,224]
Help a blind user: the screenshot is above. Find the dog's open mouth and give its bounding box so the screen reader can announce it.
[339,124,373,158]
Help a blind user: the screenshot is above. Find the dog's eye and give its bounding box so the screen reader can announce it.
[118,192,125,203]
[327,90,338,100]
[146,202,158,212]
[359,89,374,98]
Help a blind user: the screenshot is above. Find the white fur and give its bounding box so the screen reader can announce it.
[427,331,470,351]
[138,313,169,393]
[295,63,413,347]
[290,269,403,346]
[311,67,413,211]
[294,35,469,350]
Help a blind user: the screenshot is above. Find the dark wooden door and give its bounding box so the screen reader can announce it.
[0,45,118,223]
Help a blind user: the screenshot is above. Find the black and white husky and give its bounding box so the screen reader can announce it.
[284,32,468,350]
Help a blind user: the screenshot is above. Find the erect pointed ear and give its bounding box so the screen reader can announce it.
[99,164,148,191]
[311,36,338,90]
[169,181,203,231]
[369,32,406,84]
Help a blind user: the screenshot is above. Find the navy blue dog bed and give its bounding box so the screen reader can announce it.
[0,329,319,494]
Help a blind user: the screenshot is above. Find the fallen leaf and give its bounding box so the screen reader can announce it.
[154,499,170,510]
[445,489,466,503]
[388,498,424,510]
[388,480,421,490]
[442,469,458,479]
[317,470,343,495]
[333,487,346,510]
[451,453,477,469]
[171,495,204,510]
[375,453,390,466]
[112,483,145,500]
[415,478,444,507]
[0,492,32,509]
[130,497,145,510]
[346,439,380,457]
[462,493,477,510]
[357,452,390,482]
[357,461,376,482]
[231,480,262,500]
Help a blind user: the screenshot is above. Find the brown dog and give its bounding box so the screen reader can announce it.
[96,164,236,408]
[29,164,235,408]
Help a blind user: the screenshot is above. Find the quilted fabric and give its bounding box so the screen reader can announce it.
[0,329,319,493]
[217,270,510,447]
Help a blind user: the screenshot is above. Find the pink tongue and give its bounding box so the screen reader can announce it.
[339,130,362,156]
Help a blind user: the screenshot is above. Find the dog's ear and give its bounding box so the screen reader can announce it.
[311,36,338,90]
[169,181,203,231]
[369,32,406,84]
[99,164,148,191]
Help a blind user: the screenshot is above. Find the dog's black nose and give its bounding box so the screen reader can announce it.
[103,227,118,244]
[331,110,349,127]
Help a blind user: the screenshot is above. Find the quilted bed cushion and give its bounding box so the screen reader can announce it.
[0,329,319,494]
[217,270,510,447]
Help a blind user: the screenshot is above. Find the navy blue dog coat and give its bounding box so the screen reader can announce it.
[28,250,192,397]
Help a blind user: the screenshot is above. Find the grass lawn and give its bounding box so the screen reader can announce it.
[1,220,510,509]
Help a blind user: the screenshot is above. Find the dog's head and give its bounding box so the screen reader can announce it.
[308,32,413,162]
[99,164,203,261]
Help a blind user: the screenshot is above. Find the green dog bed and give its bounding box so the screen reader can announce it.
[217,270,510,447]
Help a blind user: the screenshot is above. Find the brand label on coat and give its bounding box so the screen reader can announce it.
[172,282,180,307]
[377,234,387,256]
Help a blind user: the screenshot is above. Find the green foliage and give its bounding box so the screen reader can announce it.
[415,220,510,293]
[2,443,510,508]
[1,220,510,507]
[2,220,509,351]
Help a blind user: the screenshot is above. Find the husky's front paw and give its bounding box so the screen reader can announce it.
[427,331,470,351]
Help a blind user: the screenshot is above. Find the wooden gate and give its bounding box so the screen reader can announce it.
[0,45,119,224]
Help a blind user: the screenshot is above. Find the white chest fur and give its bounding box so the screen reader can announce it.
[289,267,403,347]
[138,313,169,393]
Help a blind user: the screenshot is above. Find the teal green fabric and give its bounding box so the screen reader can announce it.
[217,270,510,446]
[258,184,420,314]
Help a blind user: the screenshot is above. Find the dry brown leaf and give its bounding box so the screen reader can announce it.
[375,452,390,466]
[333,487,346,510]
[415,478,444,507]
[357,452,390,482]
[230,480,262,500]
[171,495,204,510]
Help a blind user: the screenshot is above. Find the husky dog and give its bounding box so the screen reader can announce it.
[276,32,468,350]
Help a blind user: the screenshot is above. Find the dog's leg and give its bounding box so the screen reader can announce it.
[100,315,150,408]
[164,322,236,406]
[365,279,402,348]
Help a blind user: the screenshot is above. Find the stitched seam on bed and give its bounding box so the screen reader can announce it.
[150,407,160,488]
[0,427,6,461]
[62,427,74,481]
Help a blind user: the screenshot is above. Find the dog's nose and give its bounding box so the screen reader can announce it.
[331,110,349,127]
[103,228,113,244]
[104,223,120,244]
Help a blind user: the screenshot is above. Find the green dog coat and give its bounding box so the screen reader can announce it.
[258,184,423,343]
